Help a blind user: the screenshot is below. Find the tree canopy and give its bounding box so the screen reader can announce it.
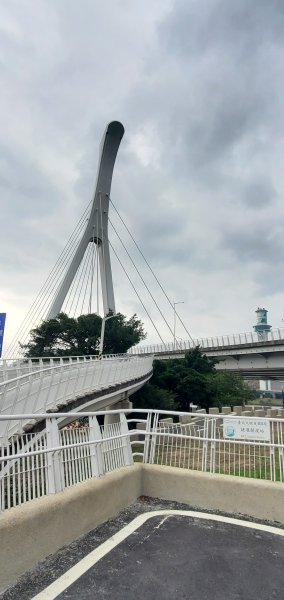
[21,311,146,357]
[132,347,255,411]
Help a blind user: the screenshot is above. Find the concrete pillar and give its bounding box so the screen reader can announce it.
[277,408,284,418]
[221,407,231,414]
[233,406,242,415]
[159,418,173,427]
[254,409,265,417]
[266,408,278,418]
[209,407,219,415]
[179,415,192,424]
[136,421,147,441]
[104,399,132,426]
[136,422,147,431]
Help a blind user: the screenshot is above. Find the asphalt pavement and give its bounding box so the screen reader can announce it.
[1,498,284,600]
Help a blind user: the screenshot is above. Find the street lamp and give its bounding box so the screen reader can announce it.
[173,301,184,350]
[99,314,116,357]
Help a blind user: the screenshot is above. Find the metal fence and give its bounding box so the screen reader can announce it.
[151,419,284,481]
[128,327,284,355]
[0,356,153,439]
[0,354,126,382]
[0,409,283,513]
[0,412,133,512]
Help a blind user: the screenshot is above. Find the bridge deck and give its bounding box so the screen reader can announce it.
[2,498,284,600]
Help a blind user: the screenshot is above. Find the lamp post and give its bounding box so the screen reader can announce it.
[173,301,184,350]
[99,314,116,357]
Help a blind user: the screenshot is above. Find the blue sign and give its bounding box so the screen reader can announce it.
[0,313,6,358]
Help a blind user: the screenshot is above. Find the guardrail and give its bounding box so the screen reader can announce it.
[0,354,127,382]
[128,327,284,355]
[1,408,283,513]
[0,356,153,439]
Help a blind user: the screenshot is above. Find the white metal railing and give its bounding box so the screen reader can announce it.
[0,412,133,512]
[0,354,126,382]
[128,327,284,355]
[0,356,153,439]
[0,408,284,513]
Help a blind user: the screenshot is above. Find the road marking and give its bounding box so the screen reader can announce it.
[31,510,284,599]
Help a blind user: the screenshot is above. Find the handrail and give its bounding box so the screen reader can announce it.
[0,356,154,440]
[128,327,284,355]
[0,407,283,513]
[0,355,137,388]
[0,353,128,369]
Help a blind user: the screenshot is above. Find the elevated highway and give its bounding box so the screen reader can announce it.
[130,328,284,379]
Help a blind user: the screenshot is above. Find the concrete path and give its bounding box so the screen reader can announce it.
[1,499,284,600]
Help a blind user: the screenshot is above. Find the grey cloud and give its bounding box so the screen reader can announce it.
[241,180,276,208]
[160,0,284,57]
[222,225,284,265]
[1,0,284,349]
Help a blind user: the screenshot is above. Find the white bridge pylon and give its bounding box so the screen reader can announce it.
[47,121,124,319]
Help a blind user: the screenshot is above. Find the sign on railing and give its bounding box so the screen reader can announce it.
[223,417,271,442]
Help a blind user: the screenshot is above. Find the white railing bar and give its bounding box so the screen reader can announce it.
[1,428,283,465]
[0,409,283,423]
[0,432,134,463]
[0,356,143,388]
[131,327,284,354]
[0,353,128,365]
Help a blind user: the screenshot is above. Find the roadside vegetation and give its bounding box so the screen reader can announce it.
[21,311,146,357]
[132,346,255,412]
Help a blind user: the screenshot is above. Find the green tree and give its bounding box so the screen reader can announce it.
[132,383,177,411]
[208,371,254,408]
[177,370,212,411]
[184,346,217,373]
[134,347,254,412]
[21,312,146,357]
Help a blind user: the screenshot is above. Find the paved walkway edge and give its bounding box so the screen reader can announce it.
[1,464,284,592]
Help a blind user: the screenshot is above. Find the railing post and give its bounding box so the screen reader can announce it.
[201,417,209,472]
[89,416,104,476]
[148,412,159,464]
[143,412,154,464]
[119,413,133,466]
[209,418,216,473]
[46,418,64,494]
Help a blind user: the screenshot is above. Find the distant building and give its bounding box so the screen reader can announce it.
[253,307,272,342]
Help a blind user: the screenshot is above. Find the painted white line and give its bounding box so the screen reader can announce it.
[31,510,284,600]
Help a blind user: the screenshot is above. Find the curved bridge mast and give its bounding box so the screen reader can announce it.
[47,121,124,319]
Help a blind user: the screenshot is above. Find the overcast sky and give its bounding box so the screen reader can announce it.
[1,0,284,353]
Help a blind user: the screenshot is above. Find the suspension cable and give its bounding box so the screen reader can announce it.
[109,196,194,343]
[7,202,92,356]
[109,240,165,344]
[71,243,92,317]
[109,217,175,339]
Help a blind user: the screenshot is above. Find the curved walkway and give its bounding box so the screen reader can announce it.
[2,499,284,600]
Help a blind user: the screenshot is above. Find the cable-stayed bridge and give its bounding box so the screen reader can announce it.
[1,121,284,443]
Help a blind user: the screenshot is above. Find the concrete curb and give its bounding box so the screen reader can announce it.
[141,464,284,524]
[1,464,284,592]
[0,465,141,592]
